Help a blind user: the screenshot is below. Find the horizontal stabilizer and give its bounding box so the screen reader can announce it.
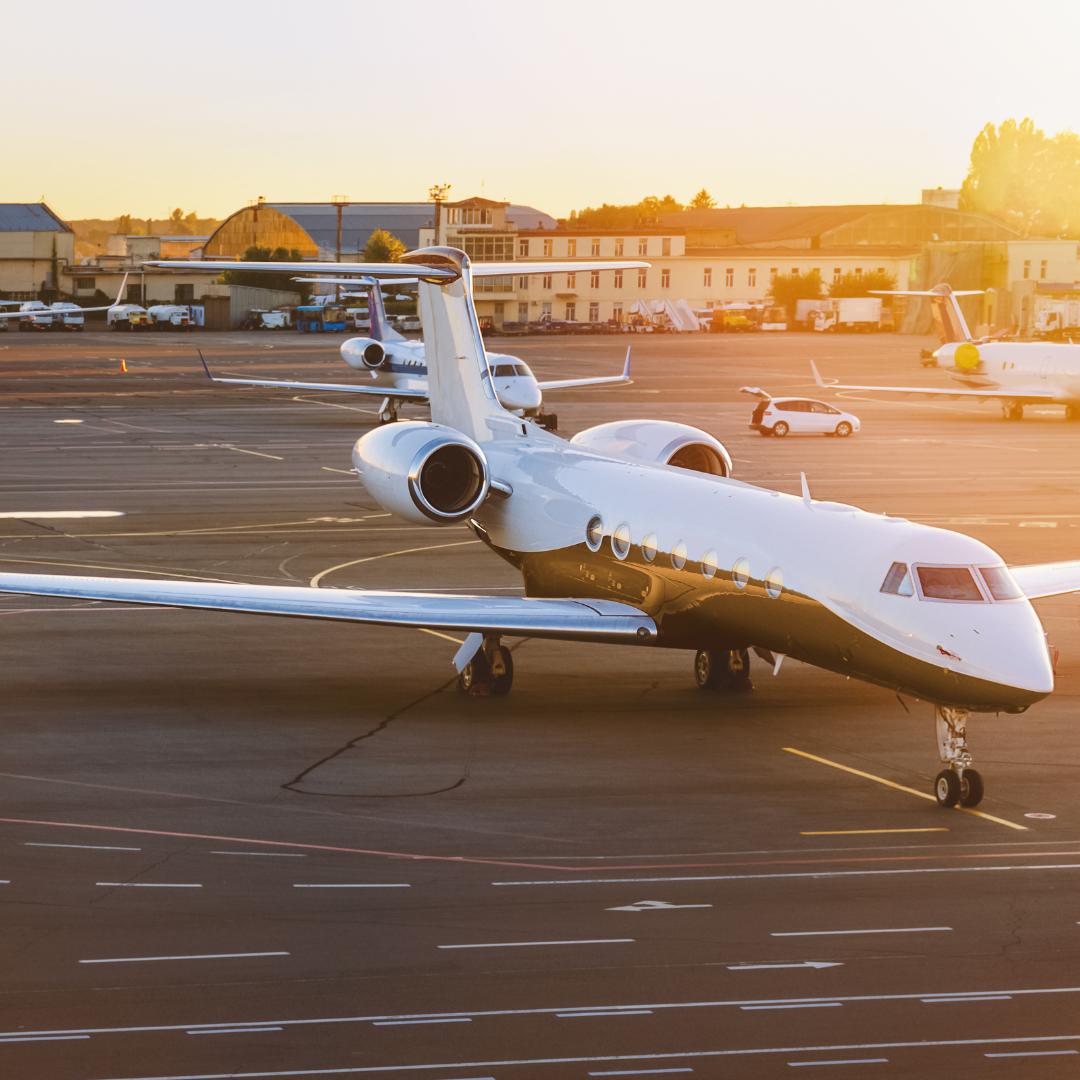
[808,360,1054,403]
[538,347,633,391]
[147,259,648,280]
[0,573,657,645]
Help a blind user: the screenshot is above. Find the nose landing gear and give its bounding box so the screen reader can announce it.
[694,648,754,692]
[933,705,984,808]
[377,397,399,424]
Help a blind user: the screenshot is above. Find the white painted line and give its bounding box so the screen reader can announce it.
[80,953,289,965]
[438,939,635,949]
[772,927,951,937]
[0,510,124,518]
[788,1060,887,1067]
[741,1003,842,1011]
[188,1028,283,1035]
[0,1035,89,1043]
[26,842,140,851]
[590,1072,693,1076]
[729,962,842,971]
[986,1050,1078,1057]
[293,883,409,888]
[95,882,202,888]
[211,852,305,857]
[492,863,1080,886]
[922,996,1011,1003]
[608,901,712,911]
[372,1018,472,1026]
[559,1011,653,1018]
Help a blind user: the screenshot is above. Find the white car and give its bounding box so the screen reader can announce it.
[741,387,860,437]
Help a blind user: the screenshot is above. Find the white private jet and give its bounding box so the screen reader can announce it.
[0,273,129,327]
[814,283,1080,421]
[3,249,1078,812]
[156,265,632,426]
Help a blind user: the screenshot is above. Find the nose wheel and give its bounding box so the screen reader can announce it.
[377,397,399,424]
[934,705,983,807]
[694,648,753,692]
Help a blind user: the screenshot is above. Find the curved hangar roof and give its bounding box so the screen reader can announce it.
[204,202,555,259]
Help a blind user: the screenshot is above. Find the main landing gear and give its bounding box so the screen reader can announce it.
[694,648,754,692]
[933,705,984,808]
[1002,402,1024,422]
[377,397,399,425]
[457,635,514,697]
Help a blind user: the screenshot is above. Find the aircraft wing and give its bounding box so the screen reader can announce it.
[1009,562,1080,600]
[196,352,427,398]
[0,573,656,646]
[537,347,632,391]
[810,361,1056,403]
[0,273,130,317]
[146,260,647,279]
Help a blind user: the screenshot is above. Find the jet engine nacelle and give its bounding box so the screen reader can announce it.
[570,420,733,478]
[341,337,389,370]
[352,421,490,526]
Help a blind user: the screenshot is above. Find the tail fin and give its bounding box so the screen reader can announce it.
[871,283,980,345]
[400,248,519,443]
[364,281,407,344]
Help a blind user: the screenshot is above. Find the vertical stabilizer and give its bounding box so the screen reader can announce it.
[400,247,516,443]
[364,280,407,344]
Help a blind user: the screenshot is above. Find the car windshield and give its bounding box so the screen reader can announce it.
[916,565,985,601]
[979,566,1025,601]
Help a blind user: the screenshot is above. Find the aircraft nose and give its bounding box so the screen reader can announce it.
[993,625,1055,699]
[497,379,542,411]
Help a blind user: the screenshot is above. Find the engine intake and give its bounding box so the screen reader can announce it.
[341,337,388,370]
[570,420,732,477]
[353,422,489,525]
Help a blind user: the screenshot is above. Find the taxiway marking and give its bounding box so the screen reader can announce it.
[294,884,410,888]
[729,962,842,971]
[211,851,305,857]
[589,1072,692,1077]
[26,842,140,850]
[95,882,202,888]
[0,1035,89,1043]
[309,540,481,587]
[0,510,124,518]
[800,829,948,835]
[80,952,288,964]
[558,1011,653,1018]
[372,1019,472,1026]
[788,1060,887,1068]
[783,748,1027,829]
[439,939,634,949]
[922,996,1011,1003]
[742,1003,841,1011]
[189,1028,283,1035]
[772,927,951,937]
[218,445,284,460]
[985,1050,1078,1058]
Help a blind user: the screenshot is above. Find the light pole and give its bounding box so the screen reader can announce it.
[428,184,451,246]
[331,195,350,263]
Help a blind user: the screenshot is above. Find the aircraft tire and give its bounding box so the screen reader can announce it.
[694,650,724,689]
[772,422,789,437]
[934,769,961,808]
[959,769,984,808]
[457,650,490,695]
[490,647,514,696]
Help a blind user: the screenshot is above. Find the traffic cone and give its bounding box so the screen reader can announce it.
[120,359,127,372]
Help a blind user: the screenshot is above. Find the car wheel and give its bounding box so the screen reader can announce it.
[772,421,789,437]
[835,421,853,437]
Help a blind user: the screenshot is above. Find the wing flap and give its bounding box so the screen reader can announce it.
[0,573,655,644]
[1010,561,1080,600]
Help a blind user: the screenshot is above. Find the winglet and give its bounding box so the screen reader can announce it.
[801,472,813,509]
[197,349,216,382]
[109,273,130,309]
[810,360,826,388]
[622,346,631,380]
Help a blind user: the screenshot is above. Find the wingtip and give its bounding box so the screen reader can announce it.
[810,359,825,387]
[623,346,631,379]
[197,350,214,381]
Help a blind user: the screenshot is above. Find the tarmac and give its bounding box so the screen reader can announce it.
[1,324,1080,1079]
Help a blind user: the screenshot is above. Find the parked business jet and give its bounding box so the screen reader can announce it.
[814,283,1080,421]
[179,268,630,426]
[3,252,1077,811]
[0,273,129,324]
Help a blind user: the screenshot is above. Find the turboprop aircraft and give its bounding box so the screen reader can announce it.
[0,273,129,324]
[3,249,1079,813]
[158,265,632,426]
[814,283,1080,421]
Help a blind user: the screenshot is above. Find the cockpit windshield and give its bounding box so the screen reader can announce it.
[492,364,516,377]
[979,566,1025,600]
[514,364,532,377]
[880,562,914,595]
[916,565,984,601]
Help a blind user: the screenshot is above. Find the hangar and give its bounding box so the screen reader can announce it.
[0,202,74,298]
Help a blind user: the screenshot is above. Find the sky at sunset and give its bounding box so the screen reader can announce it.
[6,0,1079,222]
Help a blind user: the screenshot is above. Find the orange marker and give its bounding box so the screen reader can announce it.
[120,359,127,372]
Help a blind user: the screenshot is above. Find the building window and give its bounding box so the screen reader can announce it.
[770,268,778,281]
[590,270,600,289]
[1041,259,1047,279]
[614,271,623,289]
[613,302,623,321]
[518,239,529,257]
[703,268,712,287]
[126,284,142,303]
[661,269,670,289]
[76,277,96,291]
[589,302,600,322]
[748,268,756,287]
[662,237,671,256]
[877,267,884,274]
[565,302,576,321]
[543,238,553,257]
[855,268,862,278]
[638,268,647,288]
[567,238,577,257]
[518,276,529,290]
[447,207,492,225]
[725,268,734,287]
[455,235,514,261]
[542,275,552,290]
[833,268,842,283]
[638,238,648,255]
[175,283,194,303]
[591,239,600,256]
[791,268,799,275]
[542,301,552,316]
[566,273,576,289]
[518,302,529,321]
[1023,260,1030,279]
[614,238,624,256]
[472,275,515,293]
[494,302,504,320]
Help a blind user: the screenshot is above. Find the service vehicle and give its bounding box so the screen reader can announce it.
[240,309,290,331]
[741,387,860,437]
[17,301,54,331]
[50,302,85,331]
[712,306,754,332]
[811,296,883,332]
[296,305,347,332]
[108,304,151,331]
[760,304,788,331]
[1034,300,1080,340]
[148,305,193,331]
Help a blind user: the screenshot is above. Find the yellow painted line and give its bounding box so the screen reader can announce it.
[321,467,355,474]
[801,828,949,835]
[224,446,283,461]
[419,628,465,645]
[309,541,480,588]
[783,748,1027,830]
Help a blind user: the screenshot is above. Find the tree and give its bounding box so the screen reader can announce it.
[168,207,192,235]
[960,118,1080,237]
[689,188,717,209]
[364,229,405,263]
[573,195,685,230]
[221,245,308,300]
[767,270,825,321]
[828,270,897,298]
[117,214,132,234]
